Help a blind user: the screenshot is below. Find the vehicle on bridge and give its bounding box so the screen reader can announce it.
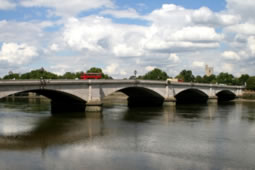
[167,78,183,83]
[80,73,102,80]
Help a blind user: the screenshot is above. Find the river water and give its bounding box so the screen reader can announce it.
[0,96,255,170]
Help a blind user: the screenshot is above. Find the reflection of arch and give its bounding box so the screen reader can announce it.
[4,89,87,113]
[175,88,209,104]
[117,87,165,107]
[216,90,236,102]
[0,117,104,150]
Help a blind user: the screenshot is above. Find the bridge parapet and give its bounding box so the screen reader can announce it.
[0,80,245,113]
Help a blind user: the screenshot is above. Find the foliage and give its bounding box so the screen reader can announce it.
[203,75,217,84]
[3,73,20,80]
[195,75,203,83]
[238,74,250,85]
[176,70,194,82]
[86,67,112,79]
[20,68,59,79]
[246,77,255,90]
[216,72,234,85]
[140,68,168,80]
[60,72,84,79]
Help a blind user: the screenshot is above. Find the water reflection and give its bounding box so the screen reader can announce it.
[0,98,255,169]
[0,116,105,151]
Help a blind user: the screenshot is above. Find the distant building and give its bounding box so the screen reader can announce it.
[205,65,213,76]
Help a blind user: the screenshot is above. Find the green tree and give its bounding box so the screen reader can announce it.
[195,75,203,83]
[176,70,194,82]
[238,74,250,85]
[216,72,234,85]
[246,77,255,90]
[203,74,216,84]
[141,68,168,80]
[86,67,112,79]
[3,73,20,80]
[62,72,76,79]
[20,68,59,79]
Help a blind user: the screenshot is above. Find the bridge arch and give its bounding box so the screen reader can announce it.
[1,89,87,113]
[216,90,236,102]
[175,88,209,104]
[104,86,165,107]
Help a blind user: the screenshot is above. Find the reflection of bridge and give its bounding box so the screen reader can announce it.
[0,80,244,112]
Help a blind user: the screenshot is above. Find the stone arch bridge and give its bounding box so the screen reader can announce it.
[0,80,244,113]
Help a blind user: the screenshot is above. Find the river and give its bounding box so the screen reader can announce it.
[0,96,255,170]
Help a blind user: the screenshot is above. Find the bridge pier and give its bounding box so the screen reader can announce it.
[207,96,218,103]
[85,100,103,112]
[163,97,176,106]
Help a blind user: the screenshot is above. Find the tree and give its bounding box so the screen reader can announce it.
[176,70,194,82]
[86,67,112,79]
[62,72,76,79]
[195,75,203,83]
[246,77,255,90]
[217,72,234,85]
[203,74,216,84]
[238,74,250,85]
[141,68,168,80]
[20,68,59,79]
[3,73,20,80]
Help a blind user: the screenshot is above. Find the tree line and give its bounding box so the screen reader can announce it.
[135,68,255,90]
[1,67,255,90]
[0,67,112,80]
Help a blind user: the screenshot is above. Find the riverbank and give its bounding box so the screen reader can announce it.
[242,91,255,100]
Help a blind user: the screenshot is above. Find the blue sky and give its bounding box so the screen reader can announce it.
[0,0,254,78]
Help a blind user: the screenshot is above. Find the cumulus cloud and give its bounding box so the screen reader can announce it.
[248,36,255,56]
[1,1,255,77]
[104,63,119,75]
[221,63,234,73]
[63,16,146,56]
[0,0,16,10]
[172,26,223,42]
[100,8,142,19]
[226,0,255,20]
[0,20,55,46]
[226,23,255,35]
[0,43,38,65]
[168,53,180,63]
[222,51,240,60]
[192,61,205,68]
[145,66,156,71]
[20,0,114,17]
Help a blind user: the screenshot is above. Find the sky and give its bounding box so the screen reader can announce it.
[0,0,255,78]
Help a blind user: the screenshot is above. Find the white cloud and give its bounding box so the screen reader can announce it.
[172,26,223,42]
[192,7,240,26]
[226,23,255,35]
[1,1,255,77]
[0,0,16,10]
[222,51,240,60]
[192,61,205,68]
[50,43,59,51]
[104,63,119,75]
[20,0,114,17]
[145,66,155,71]
[248,36,255,56]
[100,8,142,19]
[63,16,145,56]
[168,53,180,63]
[221,63,234,73]
[226,0,255,20]
[0,43,38,65]
[0,20,55,46]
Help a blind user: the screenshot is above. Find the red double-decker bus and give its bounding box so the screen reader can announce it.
[80,73,102,80]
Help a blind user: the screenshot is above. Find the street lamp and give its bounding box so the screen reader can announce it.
[134,70,137,79]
